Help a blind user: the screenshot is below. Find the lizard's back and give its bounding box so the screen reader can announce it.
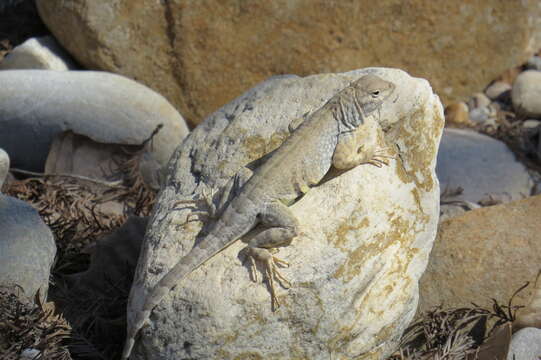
[242,97,342,204]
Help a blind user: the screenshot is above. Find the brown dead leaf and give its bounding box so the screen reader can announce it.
[468,323,511,360]
[0,286,72,360]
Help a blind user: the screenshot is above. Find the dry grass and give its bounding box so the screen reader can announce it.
[0,286,72,360]
[5,147,157,275]
[4,144,157,359]
[392,283,528,360]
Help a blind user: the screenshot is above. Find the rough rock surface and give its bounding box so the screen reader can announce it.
[436,128,533,204]
[507,327,541,360]
[0,70,189,171]
[127,68,443,359]
[0,36,77,70]
[512,70,541,118]
[37,0,541,125]
[0,194,56,300]
[419,195,541,313]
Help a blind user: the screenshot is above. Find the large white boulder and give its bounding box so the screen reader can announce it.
[128,68,443,359]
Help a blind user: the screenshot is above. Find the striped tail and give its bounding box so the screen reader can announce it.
[122,208,256,359]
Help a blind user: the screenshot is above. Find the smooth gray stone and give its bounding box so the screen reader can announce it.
[512,70,541,118]
[469,106,491,124]
[467,92,491,110]
[436,128,533,204]
[0,70,189,171]
[0,194,56,300]
[507,327,541,360]
[0,148,8,189]
[523,119,541,130]
[0,36,77,71]
[526,55,541,71]
[485,81,511,101]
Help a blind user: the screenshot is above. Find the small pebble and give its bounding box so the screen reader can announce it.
[522,119,541,130]
[485,81,511,101]
[21,349,41,359]
[467,92,491,110]
[512,70,541,118]
[444,102,471,126]
[468,105,496,126]
[507,327,541,360]
[0,148,8,189]
[526,55,541,71]
[0,36,77,71]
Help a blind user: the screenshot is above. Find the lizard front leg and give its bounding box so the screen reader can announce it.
[173,167,254,223]
[332,119,394,170]
[245,201,299,310]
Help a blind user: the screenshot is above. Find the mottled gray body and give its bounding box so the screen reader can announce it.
[122,74,396,359]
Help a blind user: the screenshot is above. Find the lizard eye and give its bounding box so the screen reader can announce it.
[371,90,380,97]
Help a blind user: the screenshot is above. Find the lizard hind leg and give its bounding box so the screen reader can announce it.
[246,201,299,310]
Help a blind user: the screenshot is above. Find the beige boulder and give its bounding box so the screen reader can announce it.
[419,195,541,314]
[36,0,541,126]
[127,68,443,359]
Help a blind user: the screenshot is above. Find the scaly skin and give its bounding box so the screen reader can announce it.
[122,74,397,359]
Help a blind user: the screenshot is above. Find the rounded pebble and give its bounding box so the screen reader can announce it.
[436,128,533,204]
[507,327,541,360]
[0,195,56,300]
[467,92,491,110]
[512,70,541,117]
[445,102,470,126]
[468,106,496,125]
[526,55,541,71]
[485,81,511,101]
[0,148,8,189]
[0,36,77,71]
[522,119,541,130]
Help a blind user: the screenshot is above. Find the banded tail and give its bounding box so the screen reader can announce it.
[122,207,257,359]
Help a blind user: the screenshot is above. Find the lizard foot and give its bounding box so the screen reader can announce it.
[246,247,291,309]
[366,148,395,168]
[171,187,218,224]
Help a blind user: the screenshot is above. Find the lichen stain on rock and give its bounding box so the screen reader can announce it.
[331,206,422,282]
[387,214,415,247]
[330,217,370,249]
[231,352,264,360]
[393,104,442,193]
[242,131,290,161]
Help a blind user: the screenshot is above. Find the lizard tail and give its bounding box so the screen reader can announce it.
[122,207,257,359]
[121,282,180,359]
[121,309,150,359]
[120,232,235,359]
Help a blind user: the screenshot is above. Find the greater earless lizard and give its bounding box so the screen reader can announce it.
[122,74,397,359]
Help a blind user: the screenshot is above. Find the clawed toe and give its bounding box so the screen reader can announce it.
[247,248,292,309]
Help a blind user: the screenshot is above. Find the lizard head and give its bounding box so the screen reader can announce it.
[332,74,397,134]
[351,74,396,116]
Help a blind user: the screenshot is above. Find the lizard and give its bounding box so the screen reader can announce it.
[122,73,397,359]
